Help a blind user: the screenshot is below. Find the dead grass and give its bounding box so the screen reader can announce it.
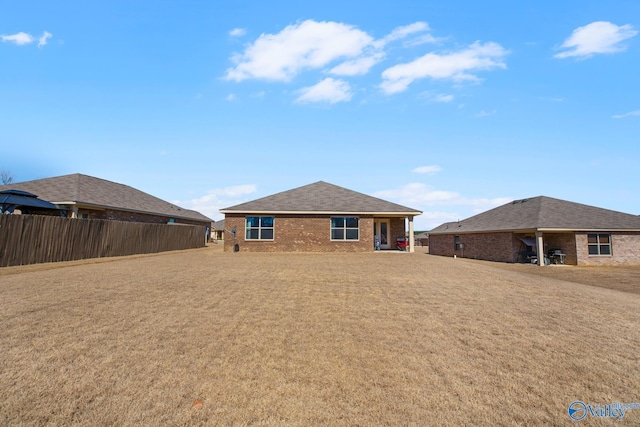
[1,247,639,426]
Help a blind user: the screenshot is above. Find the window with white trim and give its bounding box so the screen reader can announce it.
[331,217,359,240]
[246,216,274,240]
[588,233,611,255]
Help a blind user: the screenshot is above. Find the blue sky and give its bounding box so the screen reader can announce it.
[2,0,639,230]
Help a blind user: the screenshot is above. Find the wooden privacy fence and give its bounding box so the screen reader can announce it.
[0,215,206,267]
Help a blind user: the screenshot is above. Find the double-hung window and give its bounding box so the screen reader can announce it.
[331,217,359,240]
[246,216,274,240]
[588,233,611,255]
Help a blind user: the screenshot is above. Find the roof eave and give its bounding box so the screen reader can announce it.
[430,227,640,234]
[220,209,422,216]
[54,201,212,223]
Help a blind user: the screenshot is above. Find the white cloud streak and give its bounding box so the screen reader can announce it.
[554,21,637,59]
[474,109,497,117]
[229,28,246,37]
[412,165,442,174]
[295,78,352,104]
[373,182,511,230]
[380,41,508,94]
[175,184,257,221]
[612,110,640,119]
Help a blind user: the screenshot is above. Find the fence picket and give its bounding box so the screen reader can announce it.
[0,215,206,267]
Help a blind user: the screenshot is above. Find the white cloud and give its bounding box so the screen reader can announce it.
[434,94,454,103]
[229,28,246,37]
[329,52,386,76]
[1,32,35,45]
[374,22,431,48]
[539,96,565,102]
[403,34,439,47]
[2,31,52,47]
[373,182,511,230]
[225,20,440,84]
[176,184,257,221]
[612,110,640,119]
[380,41,508,94]
[474,109,497,117]
[225,20,372,82]
[38,31,52,47]
[295,78,352,104]
[554,21,638,59]
[412,165,442,174]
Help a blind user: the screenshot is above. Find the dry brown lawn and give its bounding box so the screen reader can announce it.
[1,246,639,426]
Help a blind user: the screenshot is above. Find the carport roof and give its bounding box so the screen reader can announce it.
[429,196,640,234]
[220,181,422,216]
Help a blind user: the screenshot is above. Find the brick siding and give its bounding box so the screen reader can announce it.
[223,214,404,252]
[575,232,640,265]
[77,207,208,228]
[429,232,518,262]
[431,231,640,265]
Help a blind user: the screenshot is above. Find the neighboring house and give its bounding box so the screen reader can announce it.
[219,181,422,252]
[428,196,640,266]
[211,219,225,241]
[0,173,212,229]
[414,232,429,247]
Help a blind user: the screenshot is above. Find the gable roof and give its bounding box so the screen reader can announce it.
[220,181,422,216]
[0,173,211,223]
[429,196,640,234]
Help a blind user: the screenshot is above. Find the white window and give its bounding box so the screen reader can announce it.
[246,216,274,240]
[331,217,359,240]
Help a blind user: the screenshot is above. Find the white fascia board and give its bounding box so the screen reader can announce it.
[219,210,422,216]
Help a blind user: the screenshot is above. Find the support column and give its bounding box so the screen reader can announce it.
[536,231,544,266]
[408,216,415,253]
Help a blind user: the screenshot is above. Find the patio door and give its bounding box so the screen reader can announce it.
[374,220,390,249]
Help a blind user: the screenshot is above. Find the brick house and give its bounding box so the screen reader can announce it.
[428,196,640,266]
[211,219,225,241]
[0,173,212,229]
[219,181,422,252]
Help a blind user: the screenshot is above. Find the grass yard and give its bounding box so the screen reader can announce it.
[1,246,639,426]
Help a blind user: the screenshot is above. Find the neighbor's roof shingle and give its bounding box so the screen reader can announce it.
[429,196,640,234]
[220,181,422,215]
[0,173,212,223]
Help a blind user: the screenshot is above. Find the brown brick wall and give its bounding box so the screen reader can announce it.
[389,217,406,249]
[224,214,376,252]
[575,232,640,265]
[429,232,535,264]
[543,233,577,265]
[77,207,208,228]
[431,231,640,265]
[429,232,519,262]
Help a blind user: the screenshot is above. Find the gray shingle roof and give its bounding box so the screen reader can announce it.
[0,173,212,223]
[220,181,422,215]
[429,196,640,234]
